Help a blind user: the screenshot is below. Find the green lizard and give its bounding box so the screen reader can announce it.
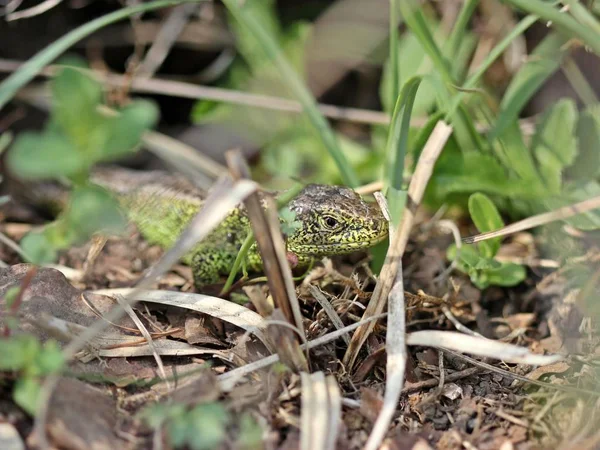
[79,168,390,288]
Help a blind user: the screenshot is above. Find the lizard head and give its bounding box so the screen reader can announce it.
[286,184,389,262]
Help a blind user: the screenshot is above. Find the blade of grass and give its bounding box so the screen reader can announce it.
[385,76,422,225]
[564,0,600,36]
[343,121,453,371]
[221,0,359,187]
[490,31,569,141]
[398,0,452,84]
[0,0,197,111]
[398,0,482,152]
[389,0,400,103]
[446,0,480,61]
[505,0,600,55]
[386,77,422,191]
[446,14,539,120]
[561,56,599,107]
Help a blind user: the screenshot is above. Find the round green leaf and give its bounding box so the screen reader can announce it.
[7,131,88,180]
[100,100,159,160]
[487,263,527,287]
[52,67,103,147]
[66,185,127,242]
[20,231,58,264]
[468,192,504,258]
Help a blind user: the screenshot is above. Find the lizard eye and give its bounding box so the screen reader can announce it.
[322,216,339,229]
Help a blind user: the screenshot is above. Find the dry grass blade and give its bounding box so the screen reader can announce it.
[89,338,212,359]
[343,121,453,370]
[325,375,342,449]
[136,3,199,78]
[300,372,342,450]
[364,268,406,450]
[406,331,562,365]
[308,285,349,345]
[300,372,325,450]
[463,195,600,243]
[94,288,271,349]
[5,0,62,21]
[225,151,304,333]
[226,150,307,371]
[32,176,258,447]
[0,58,542,131]
[113,294,170,388]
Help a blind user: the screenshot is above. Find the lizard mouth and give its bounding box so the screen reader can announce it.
[290,234,388,256]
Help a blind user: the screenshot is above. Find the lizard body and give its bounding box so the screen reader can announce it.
[91,168,390,287]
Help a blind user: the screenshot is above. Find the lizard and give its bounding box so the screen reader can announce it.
[22,167,390,289]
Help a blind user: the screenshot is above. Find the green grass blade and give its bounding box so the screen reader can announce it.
[0,0,195,111]
[505,0,600,54]
[446,0,480,60]
[398,0,453,84]
[446,14,538,120]
[385,76,423,193]
[564,0,600,36]
[221,0,359,187]
[490,31,569,140]
[384,76,422,225]
[389,0,400,103]
[398,0,482,152]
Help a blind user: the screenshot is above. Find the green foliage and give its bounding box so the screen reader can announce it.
[384,76,423,225]
[8,67,158,180]
[0,334,64,415]
[219,0,358,187]
[448,193,526,289]
[7,64,157,264]
[141,402,233,450]
[279,207,302,237]
[491,32,569,141]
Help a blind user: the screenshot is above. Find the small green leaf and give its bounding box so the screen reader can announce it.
[20,231,58,264]
[13,376,41,416]
[447,243,481,269]
[279,207,301,236]
[7,130,87,180]
[100,100,159,160]
[473,257,501,271]
[0,335,40,371]
[186,403,229,450]
[52,67,103,149]
[468,193,504,258]
[486,263,527,287]
[66,185,127,242]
